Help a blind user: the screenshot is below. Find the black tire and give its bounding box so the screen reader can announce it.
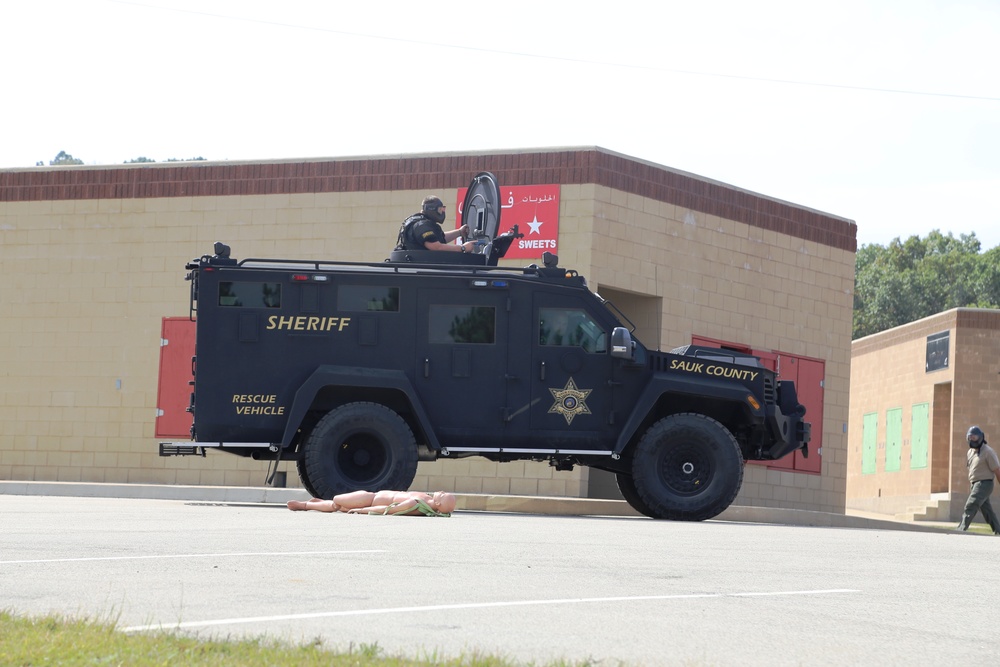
[301,402,418,499]
[294,413,322,497]
[631,413,744,521]
[616,472,658,519]
[296,456,320,498]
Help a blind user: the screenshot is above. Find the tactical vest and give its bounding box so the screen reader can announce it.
[396,213,430,250]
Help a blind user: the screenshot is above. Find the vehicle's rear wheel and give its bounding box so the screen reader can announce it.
[615,472,658,519]
[631,413,744,521]
[300,402,418,499]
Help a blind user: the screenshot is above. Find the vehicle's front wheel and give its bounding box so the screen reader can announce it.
[631,413,744,521]
[616,472,658,519]
[296,455,320,498]
[300,402,418,499]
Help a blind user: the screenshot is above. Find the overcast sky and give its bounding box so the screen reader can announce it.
[3,0,998,250]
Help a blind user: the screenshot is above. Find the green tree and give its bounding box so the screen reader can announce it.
[853,230,1000,339]
[125,156,156,163]
[48,150,83,165]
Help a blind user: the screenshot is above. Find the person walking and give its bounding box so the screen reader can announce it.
[958,426,1000,534]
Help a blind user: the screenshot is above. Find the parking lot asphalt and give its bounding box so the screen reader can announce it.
[0,480,959,534]
[6,491,991,666]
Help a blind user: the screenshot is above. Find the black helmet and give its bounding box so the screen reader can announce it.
[967,425,986,447]
[421,196,446,223]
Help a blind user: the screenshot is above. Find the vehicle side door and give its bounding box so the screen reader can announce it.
[415,286,510,448]
[527,292,616,449]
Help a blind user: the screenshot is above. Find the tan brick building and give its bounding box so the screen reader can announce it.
[0,147,856,513]
[847,308,1000,520]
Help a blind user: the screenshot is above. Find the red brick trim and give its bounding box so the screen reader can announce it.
[0,148,856,251]
[955,309,1000,331]
[852,308,1000,355]
[852,311,957,356]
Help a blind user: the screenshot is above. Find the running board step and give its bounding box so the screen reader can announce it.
[158,441,274,457]
[159,443,205,457]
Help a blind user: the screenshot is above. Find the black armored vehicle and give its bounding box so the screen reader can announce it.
[162,172,810,520]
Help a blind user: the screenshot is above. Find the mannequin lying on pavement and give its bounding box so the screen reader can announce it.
[286,489,456,517]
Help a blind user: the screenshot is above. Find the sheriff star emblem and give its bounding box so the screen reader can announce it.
[548,377,592,425]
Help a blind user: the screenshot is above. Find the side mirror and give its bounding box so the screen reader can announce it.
[611,327,634,360]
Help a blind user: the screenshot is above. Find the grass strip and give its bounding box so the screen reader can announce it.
[0,611,603,667]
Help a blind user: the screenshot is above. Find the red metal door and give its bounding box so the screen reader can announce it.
[691,335,823,474]
[155,317,195,438]
[788,356,824,473]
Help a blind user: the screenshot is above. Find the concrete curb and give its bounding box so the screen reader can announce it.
[0,481,960,534]
[0,481,302,505]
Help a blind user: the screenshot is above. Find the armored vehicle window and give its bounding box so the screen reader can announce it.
[218,282,281,308]
[339,285,400,312]
[429,305,495,344]
[539,308,606,353]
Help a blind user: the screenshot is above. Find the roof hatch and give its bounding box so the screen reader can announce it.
[461,171,502,242]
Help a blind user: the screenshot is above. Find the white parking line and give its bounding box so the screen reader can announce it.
[120,589,861,633]
[0,550,386,565]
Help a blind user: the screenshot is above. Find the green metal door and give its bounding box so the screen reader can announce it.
[910,403,929,469]
[862,413,878,475]
[885,408,902,472]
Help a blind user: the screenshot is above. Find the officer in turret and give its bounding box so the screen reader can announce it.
[397,196,476,254]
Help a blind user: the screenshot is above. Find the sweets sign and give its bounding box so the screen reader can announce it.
[456,184,560,260]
